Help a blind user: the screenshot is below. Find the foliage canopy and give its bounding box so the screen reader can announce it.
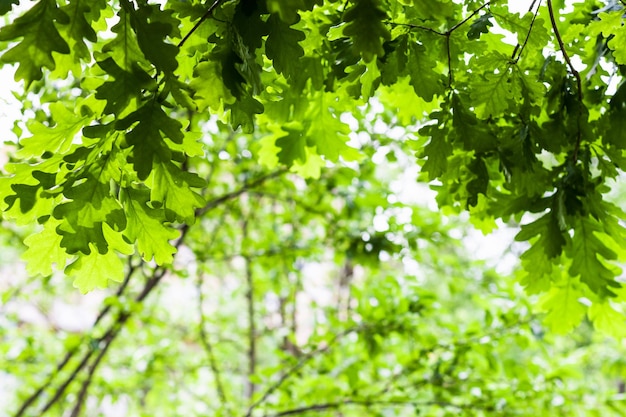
[3,0,626,334]
[2,0,626,415]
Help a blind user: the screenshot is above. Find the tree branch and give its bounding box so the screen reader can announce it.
[267,398,486,417]
[385,2,491,87]
[245,327,361,417]
[511,0,543,62]
[197,169,288,217]
[68,327,119,417]
[12,259,139,417]
[12,170,284,416]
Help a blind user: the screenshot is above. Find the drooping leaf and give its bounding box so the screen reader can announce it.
[265,14,306,79]
[22,219,69,277]
[130,3,179,74]
[0,0,70,86]
[539,280,586,334]
[147,161,206,223]
[122,188,179,265]
[467,13,493,40]
[343,0,390,62]
[189,60,236,111]
[66,243,125,293]
[95,57,156,115]
[117,102,184,180]
[569,217,621,297]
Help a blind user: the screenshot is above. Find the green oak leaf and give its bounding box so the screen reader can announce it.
[66,243,124,293]
[1,158,66,224]
[53,176,124,229]
[266,14,305,79]
[18,103,91,158]
[228,93,264,134]
[515,212,566,259]
[0,0,18,15]
[95,57,156,115]
[22,219,69,277]
[467,13,493,40]
[189,60,236,111]
[305,92,352,161]
[539,280,586,334]
[594,11,626,65]
[588,302,626,337]
[343,0,390,62]
[118,102,183,180]
[102,6,150,71]
[492,6,550,59]
[419,121,453,180]
[122,188,179,265]
[266,0,318,24]
[407,43,444,102]
[147,161,205,223]
[0,0,70,86]
[276,124,307,165]
[131,4,179,74]
[59,0,106,62]
[569,218,621,297]
[102,222,134,256]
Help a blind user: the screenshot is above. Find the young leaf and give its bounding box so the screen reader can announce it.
[22,220,69,277]
[539,280,586,334]
[66,243,125,293]
[122,188,179,265]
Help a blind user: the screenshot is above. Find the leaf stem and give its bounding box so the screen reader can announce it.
[385,2,491,87]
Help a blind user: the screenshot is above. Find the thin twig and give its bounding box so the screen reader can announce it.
[245,327,361,417]
[243,218,257,401]
[197,276,231,413]
[195,213,231,414]
[384,20,444,35]
[385,2,490,87]
[546,0,584,161]
[196,169,288,217]
[267,398,485,417]
[94,256,138,327]
[511,0,544,62]
[177,0,224,48]
[12,260,138,417]
[446,2,491,34]
[69,328,120,417]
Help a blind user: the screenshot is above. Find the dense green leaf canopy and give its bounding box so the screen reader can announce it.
[1,0,626,345]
